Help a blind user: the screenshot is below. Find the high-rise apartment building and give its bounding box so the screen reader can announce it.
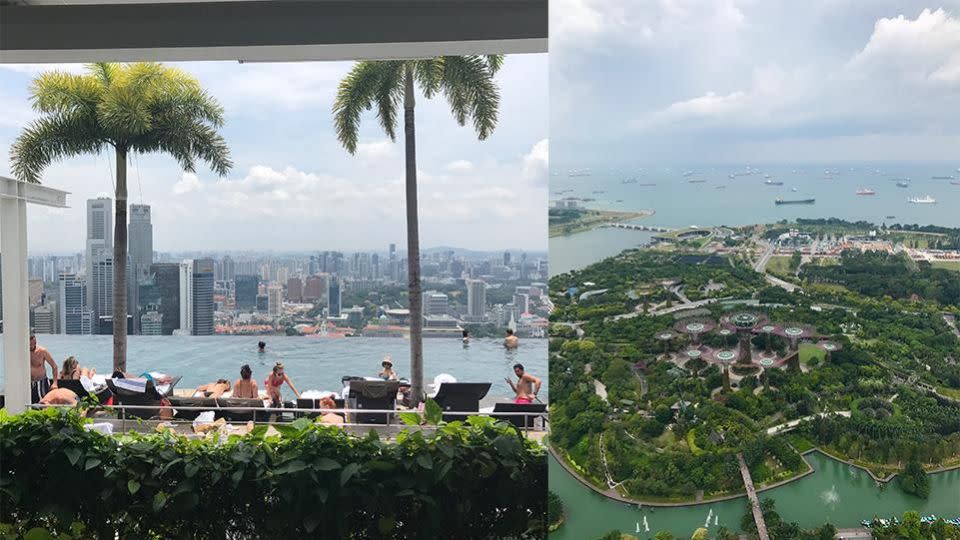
[286,277,303,303]
[466,279,487,321]
[128,204,153,280]
[140,310,163,335]
[178,260,194,335]
[267,284,282,317]
[303,274,328,303]
[423,292,449,316]
[32,303,58,334]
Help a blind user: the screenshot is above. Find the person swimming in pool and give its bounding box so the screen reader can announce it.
[258,341,266,353]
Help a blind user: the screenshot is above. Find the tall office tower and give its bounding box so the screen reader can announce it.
[423,292,449,316]
[308,255,318,276]
[128,204,153,280]
[234,274,259,311]
[371,253,380,279]
[91,253,113,327]
[192,258,215,335]
[140,311,163,335]
[503,251,512,266]
[389,243,396,261]
[256,294,268,313]
[150,263,180,335]
[538,259,549,278]
[32,303,58,334]
[178,260,194,335]
[85,197,113,311]
[319,252,329,273]
[267,284,282,317]
[466,279,487,321]
[59,273,94,334]
[449,259,464,279]
[327,277,342,317]
[286,277,303,303]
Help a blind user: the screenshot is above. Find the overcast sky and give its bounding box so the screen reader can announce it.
[0,54,548,253]
[551,1,960,169]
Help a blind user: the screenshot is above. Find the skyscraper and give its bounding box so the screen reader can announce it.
[59,273,93,335]
[234,275,259,311]
[503,251,512,266]
[85,198,112,313]
[466,279,487,321]
[128,204,153,281]
[328,277,342,317]
[91,254,113,333]
[178,260,194,335]
[424,292,449,316]
[268,284,282,317]
[150,263,180,335]
[192,258,215,336]
[303,274,328,303]
[140,311,163,336]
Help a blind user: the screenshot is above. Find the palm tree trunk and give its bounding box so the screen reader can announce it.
[113,146,128,373]
[404,66,424,407]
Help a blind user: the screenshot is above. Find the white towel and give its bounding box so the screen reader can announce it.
[84,422,114,435]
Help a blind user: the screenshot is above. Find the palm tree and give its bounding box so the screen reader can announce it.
[333,56,502,406]
[11,62,231,373]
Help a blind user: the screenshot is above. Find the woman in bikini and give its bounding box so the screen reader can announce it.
[265,362,300,407]
[233,364,259,399]
[60,356,95,379]
[195,379,231,398]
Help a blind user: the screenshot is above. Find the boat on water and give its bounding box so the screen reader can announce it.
[715,185,726,189]
[637,183,657,186]
[908,195,937,204]
[896,181,909,188]
[775,198,815,205]
[592,190,605,194]
[622,178,639,184]
[568,168,592,177]
[886,215,896,219]
[688,179,707,184]
[932,175,955,180]
[856,188,876,195]
[951,181,960,186]
[791,187,798,192]
[764,179,784,185]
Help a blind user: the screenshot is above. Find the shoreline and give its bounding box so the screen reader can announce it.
[549,444,959,509]
[549,208,655,238]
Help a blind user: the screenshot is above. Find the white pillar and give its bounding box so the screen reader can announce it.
[1,186,30,414]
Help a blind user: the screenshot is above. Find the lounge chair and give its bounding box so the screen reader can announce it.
[492,402,546,430]
[169,396,265,422]
[106,376,181,419]
[54,379,112,404]
[432,382,491,422]
[345,380,400,424]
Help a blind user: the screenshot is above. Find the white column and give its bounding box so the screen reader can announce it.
[1,186,30,414]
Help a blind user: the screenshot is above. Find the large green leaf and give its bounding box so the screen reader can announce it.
[340,462,361,486]
[424,399,443,425]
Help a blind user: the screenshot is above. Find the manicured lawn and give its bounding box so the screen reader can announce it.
[766,256,794,277]
[931,260,960,272]
[798,343,826,365]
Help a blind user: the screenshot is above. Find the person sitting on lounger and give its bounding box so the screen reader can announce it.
[39,387,78,406]
[195,379,231,398]
[505,363,541,404]
[60,356,96,380]
[265,362,300,407]
[233,364,259,399]
[378,356,398,381]
[318,396,344,425]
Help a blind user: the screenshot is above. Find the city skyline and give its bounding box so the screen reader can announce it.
[0,55,548,252]
[551,2,960,168]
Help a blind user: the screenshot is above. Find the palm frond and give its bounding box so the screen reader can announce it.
[373,62,404,141]
[440,56,500,140]
[9,112,105,183]
[87,63,117,87]
[485,55,505,75]
[413,58,443,98]
[333,61,393,154]
[29,71,102,116]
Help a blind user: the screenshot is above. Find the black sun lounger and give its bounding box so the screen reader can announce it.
[54,379,112,404]
[346,380,400,425]
[492,402,546,430]
[432,382,492,422]
[106,377,179,419]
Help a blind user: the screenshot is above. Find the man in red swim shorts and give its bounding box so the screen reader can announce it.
[505,363,541,404]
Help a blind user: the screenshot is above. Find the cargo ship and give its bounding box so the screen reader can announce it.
[775,198,815,205]
[931,176,955,180]
[856,188,876,195]
[896,181,909,188]
[908,195,937,204]
[764,179,784,185]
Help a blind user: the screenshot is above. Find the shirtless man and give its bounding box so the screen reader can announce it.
[30,334,58,404]
[505,363,541,404]
[504,328,519,349]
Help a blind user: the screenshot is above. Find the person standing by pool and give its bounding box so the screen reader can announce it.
[505,363,540,404]
[30,334,58,404]
[265,362,300,407]
[233,364,259,399]
[504,328,519,349]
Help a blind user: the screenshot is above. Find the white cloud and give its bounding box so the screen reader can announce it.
[0,63,86,76]
[845,8,960,86]
[355,139,396,160]
[445,159,475,172]
[172,172,202,195]
[522,139,549,185]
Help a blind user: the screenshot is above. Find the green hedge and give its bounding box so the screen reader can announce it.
[0,408,546,539]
